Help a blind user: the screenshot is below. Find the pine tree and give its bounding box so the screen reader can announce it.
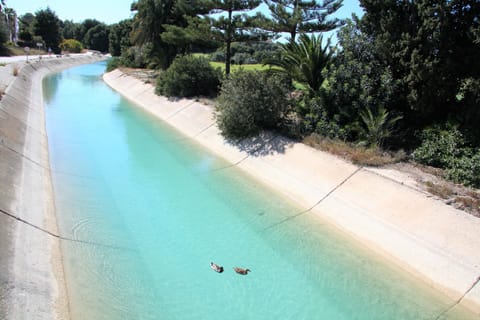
[265,0,344,41]
[207,0,265,75]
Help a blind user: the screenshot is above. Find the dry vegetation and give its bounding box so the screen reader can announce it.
[3,45,46,56]
[304,133,480,217]
[303,133,407,166]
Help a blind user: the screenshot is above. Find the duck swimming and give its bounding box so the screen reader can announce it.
[233,267,251,275]
[211,262,224,273]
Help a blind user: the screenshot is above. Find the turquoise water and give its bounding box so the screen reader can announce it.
[44,62,475,320]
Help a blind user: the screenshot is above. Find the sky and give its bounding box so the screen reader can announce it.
[10,0,364,25]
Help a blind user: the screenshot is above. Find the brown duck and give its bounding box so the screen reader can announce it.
[233,267,251,275]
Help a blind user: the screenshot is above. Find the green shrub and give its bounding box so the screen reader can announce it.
[216,70,291,139]
[412,125,465,167]
[59,39,83,53]
[106,57,121,72]
[413,125,480,188]
[120,46,148,69]
[156,55,221,98]
[297,95,346,139]
[445,151,480,188]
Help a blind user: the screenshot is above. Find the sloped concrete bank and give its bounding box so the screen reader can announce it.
[104,69,480,315]
[0,54,106,320]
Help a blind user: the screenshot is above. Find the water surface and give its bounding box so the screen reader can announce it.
[45,62,476,319]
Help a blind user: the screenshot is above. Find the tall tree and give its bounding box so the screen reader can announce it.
[109,19,133,56]
[18,13,34,42]
[207,0,265,75]
[131,0,204,68]
[61,19,81,40]
[264,0,344,41]
[33,7,61,53]
[77,19,102,43]
[359,0,480,135]
[83,23,109,52]
[325,18,397,139]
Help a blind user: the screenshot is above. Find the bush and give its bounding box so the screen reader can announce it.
[445,151,480,188]
[413,125,480,188]
[120,46,148,69]
[59,39,83,53]
[412,125,465,167]
[216,70,291,139]
[297,95,347,139]
[156,55,221,98]
[106,57,121,72]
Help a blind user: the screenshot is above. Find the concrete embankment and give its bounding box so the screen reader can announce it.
[103,68,480,314]
[0,54,106,320]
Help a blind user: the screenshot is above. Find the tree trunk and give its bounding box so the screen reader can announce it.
[225,8,233,75]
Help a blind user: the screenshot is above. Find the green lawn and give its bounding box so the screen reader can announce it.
[193,53,277,73]
[210,61,274,73]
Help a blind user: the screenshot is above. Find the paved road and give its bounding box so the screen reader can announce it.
[0,52,102,64]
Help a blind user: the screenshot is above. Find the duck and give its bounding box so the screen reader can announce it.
[233,267,251,275]
[211,262,224,273]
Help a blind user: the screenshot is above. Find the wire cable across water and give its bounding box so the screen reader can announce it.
[0,207,134,252]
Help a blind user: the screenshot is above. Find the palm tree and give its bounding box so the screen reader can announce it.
[358,106,403,149]
[264,34,332,93]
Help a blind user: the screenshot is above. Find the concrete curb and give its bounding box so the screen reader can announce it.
[0,54,106,320]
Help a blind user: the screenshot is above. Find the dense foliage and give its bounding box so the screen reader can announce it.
[109,19,132,57]
[155,55,222,97]
[216,70,291,138]
[83,23,109,52]
[59,39,83,53]
[358,0,480,139]
[131,0,210,69]
[33,8,62,53]
[413,126,480,187]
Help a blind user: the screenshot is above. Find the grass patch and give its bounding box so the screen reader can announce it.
[209,61,274,73]
[303,133,406,166]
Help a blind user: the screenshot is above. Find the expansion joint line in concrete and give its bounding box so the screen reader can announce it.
[208,134,281,174]
[3,93,43,116]
[165,101,196,120]
[364,167,432,197]
[193,122,215,138]
[0,207,134,252]
[0,141,48,170]
[433,275,480,320]
[262,166,364,232]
